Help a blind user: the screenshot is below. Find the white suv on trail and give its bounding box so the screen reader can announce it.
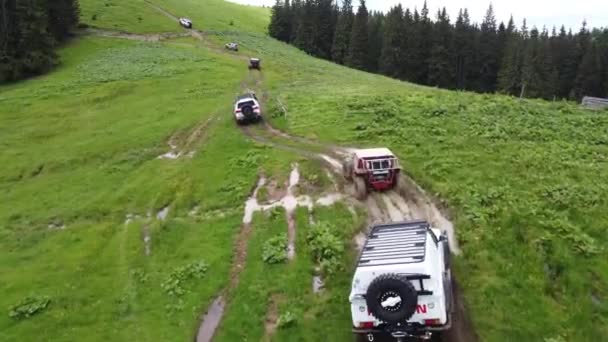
[350,220,453,341]
[179,18,192,28]
[234,93,261,124]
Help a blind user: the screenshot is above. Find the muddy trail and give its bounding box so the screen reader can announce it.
[90,4,476,339]
[230,65,476,341]
[158,116,217,160]
[195,166,347,342]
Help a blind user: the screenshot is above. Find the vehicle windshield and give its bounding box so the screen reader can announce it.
[237,100,255,108]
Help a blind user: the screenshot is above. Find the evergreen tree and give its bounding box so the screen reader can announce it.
[346,0,369,70]
[289,0,303,42]
[379,5,404,77]
[408,3,432,83]
[477,4,499,92]
[46,0,80,42]
[520,27,557,98]
[572,43,604,99]
[269,0,285,41]
[498,20,526,95]
[453,9,475,89]
[551,26,578,98]
[367,11,384,72]
[293,0,315,53]
[427,8,454,88]
[331,0,353,64]
[312,0,336,59]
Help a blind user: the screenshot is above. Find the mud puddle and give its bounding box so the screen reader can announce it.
[196,296,226,342]
[196,176,266,341]
[142,223,151,256]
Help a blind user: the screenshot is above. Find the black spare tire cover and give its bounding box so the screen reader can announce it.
[365,273,418,323]
[241,105,254,117]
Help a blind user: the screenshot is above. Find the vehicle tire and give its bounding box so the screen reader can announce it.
[392,171,401,190]
[343,159,354,181]
[241,105,254,120]
[366,273,418,324]
[442,239,451,269]
[444,269,454,314]
[354,176,367,200]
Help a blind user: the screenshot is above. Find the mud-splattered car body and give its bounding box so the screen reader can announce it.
[350,220,453,341]
[234,93,261,125]
[343,148,401,199]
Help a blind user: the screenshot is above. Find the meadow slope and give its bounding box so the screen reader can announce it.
[0,1,606,342]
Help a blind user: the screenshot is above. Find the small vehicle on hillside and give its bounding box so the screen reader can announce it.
[350,220,453,341]
[234,93,262,125]
[248,57,261,70]
[179,18,193,29]
[225,42,239,51]
[343,148,401,199]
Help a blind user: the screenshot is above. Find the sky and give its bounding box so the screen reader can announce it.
[227,0,607,31]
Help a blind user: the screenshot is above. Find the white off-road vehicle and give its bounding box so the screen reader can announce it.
[225,42,239,51]
[234,93,262,124]
[179,18,192,29]
[350,220,453,341]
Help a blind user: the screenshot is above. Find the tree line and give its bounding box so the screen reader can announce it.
[269,0,608,100]
[0,0,80,83]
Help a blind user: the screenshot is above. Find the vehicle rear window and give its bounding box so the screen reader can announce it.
[366,159,391,170]
[238,100,255,108]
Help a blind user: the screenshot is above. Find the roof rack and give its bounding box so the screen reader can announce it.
[357,220,430,267]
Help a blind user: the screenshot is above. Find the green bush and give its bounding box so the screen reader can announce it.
[9,296,51,320]
[277,311,297,328]
[262,234,288,264]
[161,261,208,297]
[306,222,344,275]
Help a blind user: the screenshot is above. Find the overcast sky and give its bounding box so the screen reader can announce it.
[227,0,606,30]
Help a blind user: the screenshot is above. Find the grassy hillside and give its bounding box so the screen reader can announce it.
[1,1,607,342]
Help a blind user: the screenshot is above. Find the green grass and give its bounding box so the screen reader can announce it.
[80,0,179,33]
[0,32,294,341]
[236,30,608,341]
[153,0,270,34]
[2,0,607,341]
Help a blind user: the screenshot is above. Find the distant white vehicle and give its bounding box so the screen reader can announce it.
[179,18,192,29]
[350,220,454,341]
[225,42,239,51]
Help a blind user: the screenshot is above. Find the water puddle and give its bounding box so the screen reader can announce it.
[316,193,344,206]
[196,296,226,342]
[320,154,343,173]
[142,223,151,256]
[312,275,325,294]
[48,222,66,230]
[156,206,169,220]
[157,151,182,160]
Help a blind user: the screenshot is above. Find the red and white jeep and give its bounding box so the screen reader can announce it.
[343,148,401,199]
[350,220,453,341]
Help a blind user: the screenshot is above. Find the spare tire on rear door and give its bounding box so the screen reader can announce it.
[365,273,418,323]
[241,105,254,119]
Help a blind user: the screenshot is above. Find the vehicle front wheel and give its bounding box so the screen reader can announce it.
[354,176,367,200]
[343,159,354,181]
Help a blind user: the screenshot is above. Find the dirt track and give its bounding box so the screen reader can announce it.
[236,70,476,342]
[87,1,477,340]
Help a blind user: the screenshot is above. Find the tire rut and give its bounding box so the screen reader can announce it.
[195,177,264,342]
